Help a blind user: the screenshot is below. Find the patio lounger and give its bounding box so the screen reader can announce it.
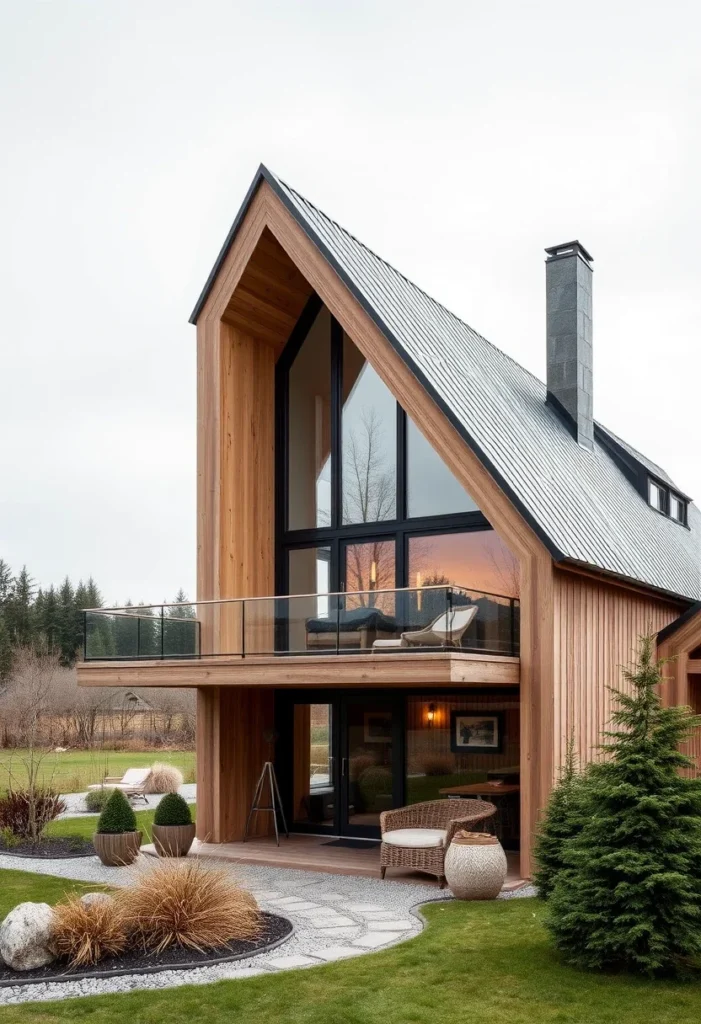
[87,767,151,804]
[372,605,478,651]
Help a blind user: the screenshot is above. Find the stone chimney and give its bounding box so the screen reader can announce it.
[545,241,594,450]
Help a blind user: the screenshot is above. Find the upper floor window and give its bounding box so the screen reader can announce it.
[406,417,479,518]
[287,308,332,530]
[648,477,687,525]
[342,334,396,525]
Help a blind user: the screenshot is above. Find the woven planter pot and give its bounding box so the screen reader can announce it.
[152,822,196,858]
[92,830,142,867]
[444,831,507,900]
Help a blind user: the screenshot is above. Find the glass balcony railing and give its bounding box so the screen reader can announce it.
[83,586,520,661]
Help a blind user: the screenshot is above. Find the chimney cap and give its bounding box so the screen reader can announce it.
[544,240,594,267]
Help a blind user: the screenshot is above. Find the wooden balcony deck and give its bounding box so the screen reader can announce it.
[77,650,520,689]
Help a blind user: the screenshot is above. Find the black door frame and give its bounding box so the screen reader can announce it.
[275,689,406,841]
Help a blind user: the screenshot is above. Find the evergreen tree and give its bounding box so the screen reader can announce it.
[57,576,79,665]
[0,560,13,604]
[533,735,592,900]
[165,589,197,657]
[547,635,701,977]
[35,584,61,654]
[4,565,35,646]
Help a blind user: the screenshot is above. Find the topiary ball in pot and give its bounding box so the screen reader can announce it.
[92,789,141,867]
[152,793,196,858]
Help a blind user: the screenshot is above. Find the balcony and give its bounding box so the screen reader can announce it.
[79,586,520,690]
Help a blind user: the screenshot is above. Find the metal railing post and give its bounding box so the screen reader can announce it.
[161,606,165,660]
[83,611,88,661]
[136,616,141,659]
[241,599,246,658]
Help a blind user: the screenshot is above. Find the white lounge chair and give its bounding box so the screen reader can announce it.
[87,767,151,804]
[372,605,478,651]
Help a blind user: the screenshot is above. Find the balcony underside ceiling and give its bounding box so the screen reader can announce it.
[77,651,520,689]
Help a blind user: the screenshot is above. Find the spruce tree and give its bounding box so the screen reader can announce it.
[4,566,35,646]
[547,634,701,977]
[533,735,592,900]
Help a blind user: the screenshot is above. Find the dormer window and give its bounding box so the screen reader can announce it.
[648,478,688,525]
[670,493,687,524]
[648,479,666,512]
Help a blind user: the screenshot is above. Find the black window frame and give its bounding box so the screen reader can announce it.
[275,295,498,598]
[647,476,689,527]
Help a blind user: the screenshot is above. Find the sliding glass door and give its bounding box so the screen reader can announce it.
[277,691,404,840]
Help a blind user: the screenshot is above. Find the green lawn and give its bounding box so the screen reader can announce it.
[1,874,701,1022]
[0,749,195,795]
[0,868,107,922]
[44,805,179,844]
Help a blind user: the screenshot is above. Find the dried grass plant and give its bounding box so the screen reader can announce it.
[52,895,127,967]
[146,762,184,794]
[120,860,261,953]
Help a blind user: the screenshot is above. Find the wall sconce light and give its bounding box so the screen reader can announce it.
[370,560,377,589]
[427,703,436,727]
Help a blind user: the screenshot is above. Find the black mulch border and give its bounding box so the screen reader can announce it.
[0,837,95,860]
[0,913,293,988]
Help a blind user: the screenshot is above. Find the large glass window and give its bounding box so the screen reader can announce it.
[287,308,332,530]
[287,547,331,651]
[405,690,520,848]
[407,417,479,518]
[342,334,396,524]
[407,531,519,597]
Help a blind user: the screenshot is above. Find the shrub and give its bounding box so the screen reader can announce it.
[52,895,127,967]
[120,860,260,952]
[146,763,184,794]
[420,754,455,777]
[0,789,66,840]
[154,793,192,827]
[0,826,20,848]
[533,737,592,900]
[96,789,137,834]
[349,754,375,781]
[84,788,116,814]
[546,635,701,977]
[358,765,392,808]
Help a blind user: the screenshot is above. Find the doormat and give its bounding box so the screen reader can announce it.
[323,838,380,850]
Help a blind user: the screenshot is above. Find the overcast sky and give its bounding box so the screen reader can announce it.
[1,1,700,605]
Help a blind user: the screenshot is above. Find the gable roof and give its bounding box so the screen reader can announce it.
[191,165,701,603]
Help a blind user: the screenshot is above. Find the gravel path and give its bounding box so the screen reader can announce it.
[0,852,536,1006]
[58,784,197,818]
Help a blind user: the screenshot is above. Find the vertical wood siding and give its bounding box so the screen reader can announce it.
[552,570,681,774]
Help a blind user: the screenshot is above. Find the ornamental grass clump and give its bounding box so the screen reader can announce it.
[147,763,184,794]
[546,634,701,978]
[120,860,261,953]
[153,792,192,827]
[96,789,137,834]
[52,895,127,967]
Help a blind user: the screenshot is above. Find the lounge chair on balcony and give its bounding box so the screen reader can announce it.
[306,606,399,651]
[372,605,478,651]
[87,767,151,804]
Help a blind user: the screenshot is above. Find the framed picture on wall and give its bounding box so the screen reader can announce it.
[364,712,393,743]
[450,711,504,754]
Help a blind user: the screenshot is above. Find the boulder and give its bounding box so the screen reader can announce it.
[80,892,112,908]
[0,902,57,971]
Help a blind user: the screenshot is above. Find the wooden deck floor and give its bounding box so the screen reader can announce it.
[183,833,525,888]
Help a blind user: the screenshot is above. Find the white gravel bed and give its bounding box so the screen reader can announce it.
[0,854,535,1006]
[58,784,197,819]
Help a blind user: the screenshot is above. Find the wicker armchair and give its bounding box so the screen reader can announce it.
[379,799,497,887]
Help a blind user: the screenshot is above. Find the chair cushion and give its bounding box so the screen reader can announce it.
[382,828,447,849]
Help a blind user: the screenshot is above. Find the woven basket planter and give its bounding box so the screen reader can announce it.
[92,830,142,867]
[152,822,196,858]
[444,831,507,900]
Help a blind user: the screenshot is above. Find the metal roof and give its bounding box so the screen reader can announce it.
[191,165,701,602]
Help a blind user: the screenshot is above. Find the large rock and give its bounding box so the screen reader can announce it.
[0,902,57,971]
[80,892,112,908]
